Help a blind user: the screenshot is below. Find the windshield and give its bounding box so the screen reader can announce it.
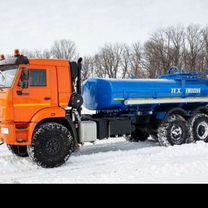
[0,66,18,88]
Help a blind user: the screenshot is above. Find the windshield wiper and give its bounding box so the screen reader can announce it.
[0,71,5,80]
[0,71,6,90]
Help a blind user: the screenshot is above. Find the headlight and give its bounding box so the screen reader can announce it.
[1,128,9,135]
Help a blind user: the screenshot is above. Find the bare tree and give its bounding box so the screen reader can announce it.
[51,39,77,60]
[94,43,124,78]
[143,29,176,76]
[143,25,206,77]
[149,27,185,73]
[143,40,162,78]
[93,54,106,78]
[82,56,95,81]
[151,30,169,72]
[119,44,130,78]
[165,26,185,68]
[185,24,204,71]
[22,49,51,59]
[128,42,145,78]
[202,27,208,71]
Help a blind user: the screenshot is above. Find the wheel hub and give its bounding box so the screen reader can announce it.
[45,138,61,155]
[196,121,208,140]
[170,125,183,141]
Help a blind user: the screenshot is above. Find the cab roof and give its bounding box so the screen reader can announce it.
[30,59,70,67]
[0,56,70,67]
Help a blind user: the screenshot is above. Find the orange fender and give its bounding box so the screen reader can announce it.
[28,107,66,144]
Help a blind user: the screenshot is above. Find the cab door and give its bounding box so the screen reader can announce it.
[13,65,58,123]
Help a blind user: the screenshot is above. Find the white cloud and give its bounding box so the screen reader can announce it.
[0,0,208,56]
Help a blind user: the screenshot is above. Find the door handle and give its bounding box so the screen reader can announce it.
[44,97,51,101]
[17,91,30,96]
[17,90,23,95]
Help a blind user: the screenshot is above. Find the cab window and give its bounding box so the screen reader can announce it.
[30,70,47,87]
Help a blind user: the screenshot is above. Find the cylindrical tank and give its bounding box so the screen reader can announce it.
[82,76,208,110]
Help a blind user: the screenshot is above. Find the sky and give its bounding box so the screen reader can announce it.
[0,0,208,56]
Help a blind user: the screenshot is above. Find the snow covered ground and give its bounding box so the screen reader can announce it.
[1,137,208,183]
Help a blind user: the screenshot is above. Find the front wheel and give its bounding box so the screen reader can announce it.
[157,114,189,146]
[27,122,75,168]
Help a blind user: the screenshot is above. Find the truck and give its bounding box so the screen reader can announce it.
[1,50,208,168]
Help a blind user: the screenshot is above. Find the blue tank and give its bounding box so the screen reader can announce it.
[82,73,208,111]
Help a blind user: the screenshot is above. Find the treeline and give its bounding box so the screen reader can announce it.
[22,24,208,80]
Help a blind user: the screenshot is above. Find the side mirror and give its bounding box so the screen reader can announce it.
[20,69,29,89]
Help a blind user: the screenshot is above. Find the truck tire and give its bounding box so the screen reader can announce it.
[157,114,188,147]
[27,122,75,168]
[129,130,149,142]
[7,145,28,157]
[188,113,208,143]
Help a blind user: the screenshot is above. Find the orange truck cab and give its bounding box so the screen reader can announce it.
[0,51,84,168]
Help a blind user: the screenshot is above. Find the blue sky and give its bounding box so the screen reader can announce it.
[0,0,208,56]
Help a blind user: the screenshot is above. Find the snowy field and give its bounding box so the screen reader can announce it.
[1,137,208,184]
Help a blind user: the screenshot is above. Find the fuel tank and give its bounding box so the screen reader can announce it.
[82,74,208,110]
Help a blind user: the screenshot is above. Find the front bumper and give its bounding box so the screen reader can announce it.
[0,122,31,146]
[0,123,15,145]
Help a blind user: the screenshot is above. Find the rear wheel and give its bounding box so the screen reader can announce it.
[189,113,208,143]
[7,145,28,157]
[157,114,188,146]
[27,122,75,168]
